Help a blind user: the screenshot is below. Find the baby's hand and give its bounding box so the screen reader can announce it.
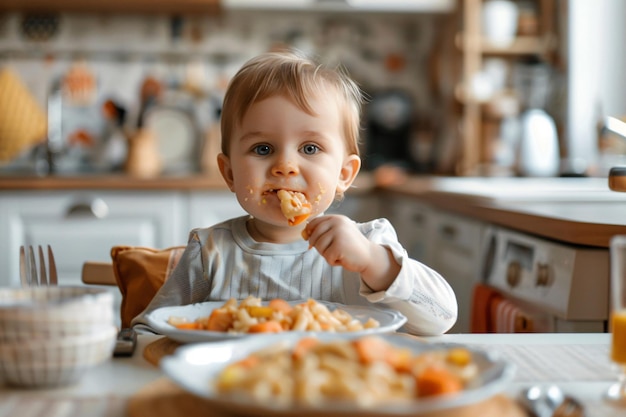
[303,215,372,273]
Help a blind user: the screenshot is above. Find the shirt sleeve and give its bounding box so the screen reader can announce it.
[357,218,458,336]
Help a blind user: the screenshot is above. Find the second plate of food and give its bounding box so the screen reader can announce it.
[160,333,516,417]
[143,297,407,343]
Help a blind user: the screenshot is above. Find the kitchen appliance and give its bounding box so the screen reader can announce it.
[363,89,415,171]
[518,108,560,177]
[513,59,560,177]
[474,225,609,333]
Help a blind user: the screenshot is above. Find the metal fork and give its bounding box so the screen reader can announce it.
[19,245,58,287]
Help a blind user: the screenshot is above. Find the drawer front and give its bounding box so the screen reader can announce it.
[0,191,186,287]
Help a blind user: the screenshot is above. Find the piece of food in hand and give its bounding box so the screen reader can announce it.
[277,189,311,226]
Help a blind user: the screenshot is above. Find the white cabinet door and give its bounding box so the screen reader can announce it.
[188,191,247,232]
[327,193,380,223]
[0,191,187,287]
[381,195,434,265]
[429,212,485,334]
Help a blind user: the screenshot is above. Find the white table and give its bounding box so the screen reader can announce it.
[431,333,619,417]
[0,333,621,417]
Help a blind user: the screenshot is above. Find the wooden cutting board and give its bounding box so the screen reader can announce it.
[128,378,526,417]
[132,338,526,417]
[142,337,182,366]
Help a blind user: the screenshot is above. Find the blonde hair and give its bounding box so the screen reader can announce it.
[220,50,363,156]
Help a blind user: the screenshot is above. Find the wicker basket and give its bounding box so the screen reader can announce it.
[0,286,117,387]
[0,326,117,387]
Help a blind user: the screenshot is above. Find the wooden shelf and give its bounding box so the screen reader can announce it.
[455,0,561,176]
[480,35,556,55]
[0,0,221,15]
[456,33,556,55]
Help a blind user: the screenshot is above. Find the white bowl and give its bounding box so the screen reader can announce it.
[0,325,117,387]
[0,286,114,342]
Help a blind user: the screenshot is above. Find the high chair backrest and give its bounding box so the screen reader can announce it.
[81,245,185,328]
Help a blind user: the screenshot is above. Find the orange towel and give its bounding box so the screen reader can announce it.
[470,284,503,333]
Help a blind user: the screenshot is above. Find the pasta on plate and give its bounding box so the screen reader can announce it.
[215,336,479,408]
[167,296,380,334]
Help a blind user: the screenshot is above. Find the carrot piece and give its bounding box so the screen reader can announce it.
[234,355,260,369]
[385,347,413,373]
[268,298,293,314]
[415,367,463,398]
[292,337,319,360]
[352,336,391,364]
[173,322,201,330]
[248,320,284,333]
[206,308,234,332]
[288,213,310,226]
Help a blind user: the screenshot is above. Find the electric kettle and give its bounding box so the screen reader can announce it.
[517,108,560,177]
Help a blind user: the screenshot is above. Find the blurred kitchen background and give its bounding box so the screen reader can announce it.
[0,0,624,179]
[0,0,626,176]
[2,0,626,335]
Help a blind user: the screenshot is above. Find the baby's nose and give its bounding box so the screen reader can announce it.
[271,159,298,177]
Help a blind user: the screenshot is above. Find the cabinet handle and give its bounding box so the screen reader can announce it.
[440,224,457,239]
[65,198,109,219]
[412,213,425,224]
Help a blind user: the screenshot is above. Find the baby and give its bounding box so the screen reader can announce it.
[132,50,457,335]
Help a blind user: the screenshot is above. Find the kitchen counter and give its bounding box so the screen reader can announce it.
[3,173,626,248]
[381,176,626,248]
[0,173,230,191]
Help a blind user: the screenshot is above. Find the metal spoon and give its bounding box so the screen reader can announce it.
[518,386,553,417]
[518,385,585,417]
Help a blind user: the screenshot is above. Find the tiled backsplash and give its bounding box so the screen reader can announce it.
[0,10,449,174]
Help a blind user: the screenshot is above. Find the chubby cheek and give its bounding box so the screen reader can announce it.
[233,179,265,208]
[308,182,335,215]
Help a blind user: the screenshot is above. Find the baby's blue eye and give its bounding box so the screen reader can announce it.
[302,144,319,155]
[254,144,271,156]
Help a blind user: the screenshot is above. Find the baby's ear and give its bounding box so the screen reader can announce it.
[336,154,361,195]
[217,153,235,192]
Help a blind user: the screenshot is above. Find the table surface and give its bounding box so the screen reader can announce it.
[0,333,622,417]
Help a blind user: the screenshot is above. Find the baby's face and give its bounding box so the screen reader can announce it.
[221,93,358,229]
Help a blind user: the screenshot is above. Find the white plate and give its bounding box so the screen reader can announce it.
[144,106,198,173]
[161,333,516,417]
[144,300,407,343]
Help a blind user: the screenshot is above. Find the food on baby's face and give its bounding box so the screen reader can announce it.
[277,189,311,226]
[215,336,478,407]
[167,296,380,334]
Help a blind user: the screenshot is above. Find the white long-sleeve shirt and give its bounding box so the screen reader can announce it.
[132,215,457,335]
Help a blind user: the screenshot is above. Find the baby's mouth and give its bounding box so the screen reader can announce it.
[264,188,306,198]
[275,189,312,226]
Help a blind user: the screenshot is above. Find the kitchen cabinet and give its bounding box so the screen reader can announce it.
[0,189,242,288]
[188,191,247,230]
[381,195,434,264]
[455,0,562,175]
[0,0,220,15]
[382,192,485,333]
[327,193,381,224]
[427,211,485,333]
